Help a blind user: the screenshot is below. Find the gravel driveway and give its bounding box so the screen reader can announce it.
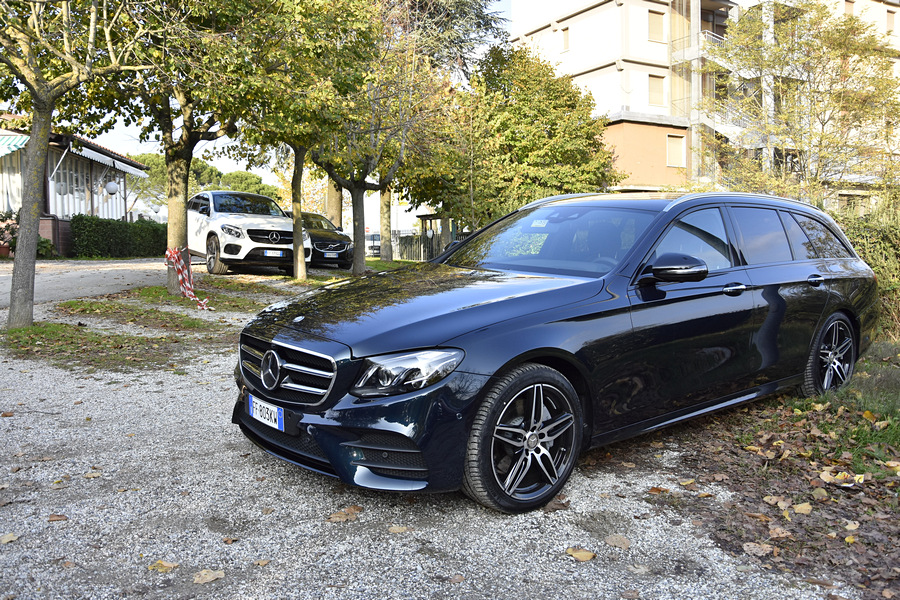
[0,267,861,600]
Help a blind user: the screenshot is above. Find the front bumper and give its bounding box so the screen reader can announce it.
[232,369,490,492]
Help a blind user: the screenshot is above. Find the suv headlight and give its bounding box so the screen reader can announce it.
[220,224,244,238]
[351,349,464,398]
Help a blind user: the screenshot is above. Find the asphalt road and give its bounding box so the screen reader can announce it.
[0,258,168,309]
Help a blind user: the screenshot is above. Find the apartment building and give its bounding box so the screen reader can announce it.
[510,0,900,191]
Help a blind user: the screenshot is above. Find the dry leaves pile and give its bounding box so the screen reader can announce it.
[663,400,899,599]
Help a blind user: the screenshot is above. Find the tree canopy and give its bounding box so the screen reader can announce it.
[400,46,623,229]
[700,0,900,208]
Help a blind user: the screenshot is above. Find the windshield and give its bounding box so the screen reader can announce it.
[214,193,285,216]
[302,213,338,230]
[443,204,657,277]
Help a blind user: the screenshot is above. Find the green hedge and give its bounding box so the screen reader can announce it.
[833,213,900,339]
[70,215,167,258]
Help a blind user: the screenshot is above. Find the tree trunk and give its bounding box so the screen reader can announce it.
[290,145,308,281]
[165,144,192,294]
[7,102,53,329]
[325,181,343,230]
[379,187,393,262]
[440,215,451,250]
[349,186,367,276]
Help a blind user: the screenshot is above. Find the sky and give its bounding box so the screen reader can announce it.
[92,0,513,187]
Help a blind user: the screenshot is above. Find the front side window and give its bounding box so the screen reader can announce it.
[654,208,733,271]
[444,205,657,277]
[732,207,792,264]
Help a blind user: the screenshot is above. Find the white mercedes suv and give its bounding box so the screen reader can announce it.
[187,190,310,275]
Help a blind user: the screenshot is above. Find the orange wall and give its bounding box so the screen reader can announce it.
[605,121,690,190]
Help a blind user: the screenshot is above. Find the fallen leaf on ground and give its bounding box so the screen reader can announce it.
[743,542,774,556]
[253,559,270,567]
[543,494,570,512]
[621,591,641,599]
[48,514,68,522]
[627,564,651,575]
[1,533,19,544]
[327,505,363,523]
[647,487,669,495]
[768,527,792,539]
[605,534,631,550]
[262,507,274,515]
[83,472,101,479]
[844,520,859,531]
[793,502,813,515]
[566,547,596,562]
[193,569,225,584]
[222,537,238,544]
[148,560,178,573]
[449,574,465,584]
[388,526,410,534]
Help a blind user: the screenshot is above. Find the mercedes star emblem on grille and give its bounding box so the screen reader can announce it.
[268,231,281,244]
[260,350,283,391]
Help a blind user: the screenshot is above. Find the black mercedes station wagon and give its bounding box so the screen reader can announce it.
[233,192,878,512]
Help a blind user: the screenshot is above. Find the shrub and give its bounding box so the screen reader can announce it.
[71,215,166,258]
[833,212,900,339]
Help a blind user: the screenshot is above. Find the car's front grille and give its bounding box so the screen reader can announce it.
[313,242,348,252]
[239,410,330,465]
[240,334,336,405]
[247,229,293,245]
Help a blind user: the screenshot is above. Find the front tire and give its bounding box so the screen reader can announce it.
[206,236,229,275]
[801,313,856,396]
[463,363,583,513]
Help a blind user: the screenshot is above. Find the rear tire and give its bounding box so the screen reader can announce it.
[206,236,229,275]
[462,363,582,513]
[800,313,856,396]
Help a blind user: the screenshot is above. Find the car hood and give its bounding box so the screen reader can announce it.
[246,262,603,357]
[308,228,351,243]
[216,213,292,229]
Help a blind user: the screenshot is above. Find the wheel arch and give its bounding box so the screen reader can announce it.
[487,350,594,451]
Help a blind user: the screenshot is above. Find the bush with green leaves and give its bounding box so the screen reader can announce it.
[71,215,166,258]
[834,212,900,339]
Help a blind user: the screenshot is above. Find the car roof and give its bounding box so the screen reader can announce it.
[520,191,826,216]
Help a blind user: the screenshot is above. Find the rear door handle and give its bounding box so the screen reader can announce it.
[807,274,825,287]
[722,283,747,296]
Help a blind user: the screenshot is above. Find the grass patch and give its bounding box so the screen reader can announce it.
[58,299,213,331]
[364,257,414,272]
[194,274,293,296]
[131,286,268,312]
[2,322,187,371]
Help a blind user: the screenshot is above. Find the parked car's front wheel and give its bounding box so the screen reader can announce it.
[801,313,856,396]
[463,363,582,513]
[206,235,229,275]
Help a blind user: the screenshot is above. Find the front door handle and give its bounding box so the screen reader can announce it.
[807,274,825,287]
[722,283,747,296]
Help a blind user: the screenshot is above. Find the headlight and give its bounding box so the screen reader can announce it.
[351,349,464,398]
[220,224,244,238]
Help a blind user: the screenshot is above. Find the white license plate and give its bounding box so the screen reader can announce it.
[264,250,284,258]
[324,252,338,258]
[248,395,284,431]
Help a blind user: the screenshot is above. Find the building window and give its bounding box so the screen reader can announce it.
[649,75,665,106]
[649,11,665,42]
[562,27,569,51]
[667,135,686,167]
[888,10,895,34]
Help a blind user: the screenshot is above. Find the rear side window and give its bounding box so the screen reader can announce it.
[732,207,792,264]
[781,212,818,260]
[794,214,853,259]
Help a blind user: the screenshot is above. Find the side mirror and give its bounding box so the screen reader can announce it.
[336,226,343,232]
[642,252,708,283]
[443,239,462,252]
[199,205,210,216]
